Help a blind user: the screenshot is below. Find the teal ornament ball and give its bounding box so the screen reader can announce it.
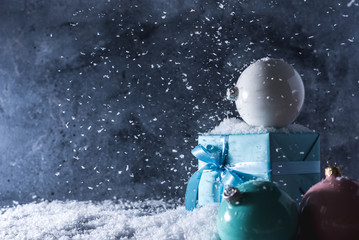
[217,181,299,240]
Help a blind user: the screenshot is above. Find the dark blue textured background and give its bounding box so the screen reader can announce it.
[0,0,358,206]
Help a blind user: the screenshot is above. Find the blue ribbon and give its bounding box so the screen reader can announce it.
[185,136,247,211]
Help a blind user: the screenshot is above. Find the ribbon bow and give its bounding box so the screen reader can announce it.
[185,136,247,211]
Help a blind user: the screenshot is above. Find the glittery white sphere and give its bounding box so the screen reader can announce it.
[234,58,305,127]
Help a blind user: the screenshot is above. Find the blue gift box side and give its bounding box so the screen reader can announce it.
[227,134,271,180]
[269,132,320,204]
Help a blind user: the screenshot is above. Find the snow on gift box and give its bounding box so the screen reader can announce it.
[185,58,320,211]
[299,165,359,240]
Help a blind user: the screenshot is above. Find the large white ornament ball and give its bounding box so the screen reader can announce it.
[228,58,305,128]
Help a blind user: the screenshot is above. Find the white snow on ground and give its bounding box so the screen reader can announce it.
[0,200,219,240]
[206,117,312,135]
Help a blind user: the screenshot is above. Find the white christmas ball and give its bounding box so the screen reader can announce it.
[228,58,305,128]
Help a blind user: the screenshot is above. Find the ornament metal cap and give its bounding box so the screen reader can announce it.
[325,166,342,177]
[223,186,242,205]
[226,87,238,101]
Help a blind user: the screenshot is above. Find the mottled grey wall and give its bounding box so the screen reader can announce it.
[0,0,358,206]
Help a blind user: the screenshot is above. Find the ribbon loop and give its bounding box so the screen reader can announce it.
[185,136,245,211]
[191,144,221,166]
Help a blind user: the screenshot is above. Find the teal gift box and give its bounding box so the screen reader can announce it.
[185,132,320,210]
